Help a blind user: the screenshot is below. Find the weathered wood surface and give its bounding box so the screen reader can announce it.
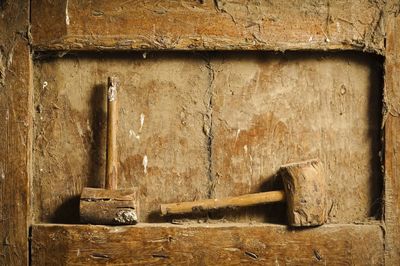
[383,4,400,264]
[33,52,383,225]
[211,52,383,223]
[33,53,210,223]
[80,187,138,225]
[105,76,119,190]
[31,223,384,265]
[281,159,327,227]
[160,190,286,216]
[31,0,386,53]
[0,0,31,265]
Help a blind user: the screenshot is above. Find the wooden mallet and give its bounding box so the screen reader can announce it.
[160,159,327,226]
[80,76,138,225]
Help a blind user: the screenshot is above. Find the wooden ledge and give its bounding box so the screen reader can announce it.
[31,223,384,265]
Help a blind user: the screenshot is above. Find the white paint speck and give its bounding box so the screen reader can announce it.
[0,167,5,180]
[140,113,145,131]
[235,129,241,142]
[76,249,80,257]
[109,227,128,233]
[129,129,140,140]
[86,119,91,132]
[108,83,117,102]
[308,36,313,42]
[143,155,148,174]
[76,122,83,136]
[243,145,248,154]
[142,52,147,59]
[336,22,341,33]
[275,256,280,266]
[65,0,70,25]
[42,81,48,89]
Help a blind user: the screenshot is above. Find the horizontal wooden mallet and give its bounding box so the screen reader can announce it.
[160,159,327,226]
[80,76,139,225]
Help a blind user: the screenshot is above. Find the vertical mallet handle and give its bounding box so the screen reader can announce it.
[105,76,119,190]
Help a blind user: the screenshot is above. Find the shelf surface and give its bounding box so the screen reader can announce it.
[31,223,384,265]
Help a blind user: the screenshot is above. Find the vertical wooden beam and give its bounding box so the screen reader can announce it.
[384,4,400,264]
[0,0,31,265]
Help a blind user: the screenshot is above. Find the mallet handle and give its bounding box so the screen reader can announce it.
[160,190,286,216]
[105,77,118,190]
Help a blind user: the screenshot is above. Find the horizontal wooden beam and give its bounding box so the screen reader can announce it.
[31,0,385,53]
[31,223,384,265]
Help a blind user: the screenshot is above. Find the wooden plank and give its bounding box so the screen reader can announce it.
[0,0,31,265]
[31,223,384,265]
[210,52,383,223]
[31,0,386,52]
[384,6,400,265]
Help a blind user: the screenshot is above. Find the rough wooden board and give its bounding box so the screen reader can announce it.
[33,53,210,223]
[211,52,383,223]
[31,0,386,53]
[0,0,31,265]
[383,7,400,265]
[31,223,384,265]
[384,115,400,265]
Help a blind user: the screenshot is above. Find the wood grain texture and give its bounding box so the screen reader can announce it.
[31,0,386,53]
[31,223,384,265]
[160,190,285,216]
[33,53,210,223]
[33,52,383,225]
[211,52,383,223]
[0,0,31,265]
[105,76,119,190]
[281,159,327,226]
[383,5,400,264]
[80,187,138,225]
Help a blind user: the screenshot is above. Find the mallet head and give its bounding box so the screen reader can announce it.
[280,159,327,227]
[80,187,139,225]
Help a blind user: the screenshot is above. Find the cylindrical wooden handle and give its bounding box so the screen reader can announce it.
[105,76,118,190]
[160,190,286,216]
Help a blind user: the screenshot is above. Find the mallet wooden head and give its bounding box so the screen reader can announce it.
[280,159,327,227]
[80,76,138,225]
[160,159,327,227]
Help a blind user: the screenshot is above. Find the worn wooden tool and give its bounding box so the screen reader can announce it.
[160,159,326,226]
[80,76,138,225]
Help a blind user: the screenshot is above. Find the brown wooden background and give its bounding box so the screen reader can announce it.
[1,0,400,265]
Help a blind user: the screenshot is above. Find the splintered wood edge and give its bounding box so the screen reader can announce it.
[31,223,384,265]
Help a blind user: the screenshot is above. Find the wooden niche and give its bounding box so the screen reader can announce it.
[32,51,383,225]
[31,50,385,264]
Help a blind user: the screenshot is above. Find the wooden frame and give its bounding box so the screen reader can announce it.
[1,0,399,264]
